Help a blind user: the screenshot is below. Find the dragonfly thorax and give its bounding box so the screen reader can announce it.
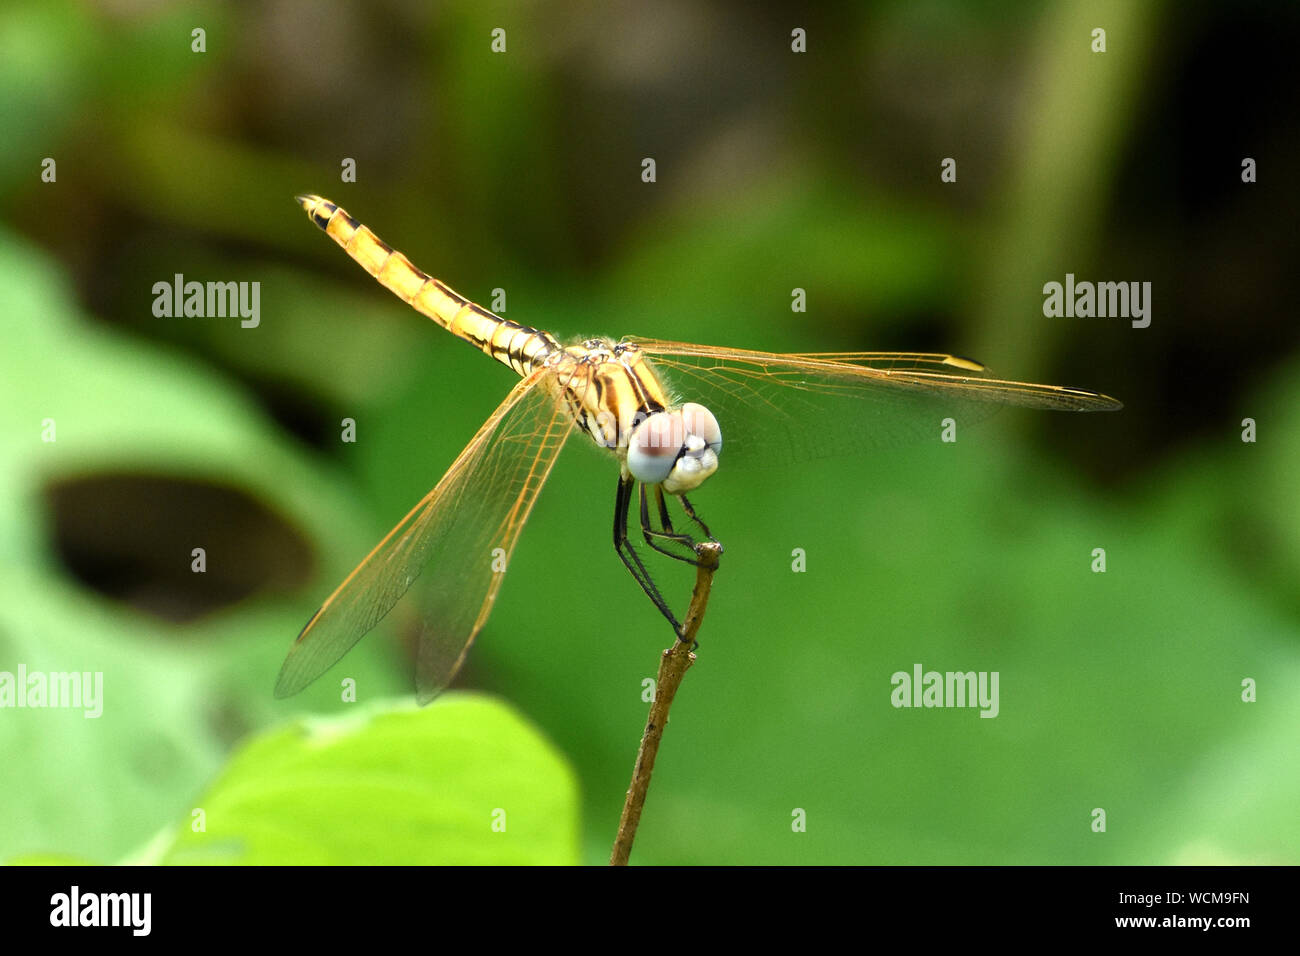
[627,402,722,494]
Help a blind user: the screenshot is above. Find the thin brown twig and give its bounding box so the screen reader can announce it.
[610,541,722,866]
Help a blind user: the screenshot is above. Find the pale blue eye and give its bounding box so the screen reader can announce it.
[627,414,678,484]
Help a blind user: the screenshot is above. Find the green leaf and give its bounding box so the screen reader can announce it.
[158,696,580,865]
[7,853,98,865]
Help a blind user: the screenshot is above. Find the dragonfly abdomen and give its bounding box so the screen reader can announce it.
[297,194,560,376]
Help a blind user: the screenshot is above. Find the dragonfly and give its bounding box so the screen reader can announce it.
[276,195,1122,703]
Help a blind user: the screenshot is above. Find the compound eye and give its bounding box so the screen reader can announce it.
[627,412,682,484]
[680,403,721,455]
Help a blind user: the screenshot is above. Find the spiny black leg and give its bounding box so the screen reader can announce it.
[655,486,674,532]
[640,484,700,566]
[614,474,682,634]
[617,476,668,604]
[680,493,718,544]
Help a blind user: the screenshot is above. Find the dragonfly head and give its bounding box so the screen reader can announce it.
[627,403,722,494]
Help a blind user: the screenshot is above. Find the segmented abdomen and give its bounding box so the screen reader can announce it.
[297,194,559,376]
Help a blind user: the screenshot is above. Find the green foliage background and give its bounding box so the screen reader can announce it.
[1,0,1296,864]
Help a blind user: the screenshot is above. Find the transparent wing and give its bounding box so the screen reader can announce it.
[275,368,576,703]
[627,337,1121,467]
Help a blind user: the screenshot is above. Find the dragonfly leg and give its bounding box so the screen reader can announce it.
[614,474,683,635]
[640,484,701,566]
[679,493,719,545]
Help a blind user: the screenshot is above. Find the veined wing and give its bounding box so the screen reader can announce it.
[275,367,576,703]
[627,338,1121,467]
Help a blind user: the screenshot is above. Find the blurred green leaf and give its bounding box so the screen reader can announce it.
[0,228,407,862]
[158,696,580,865]
[8,853,97,865]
